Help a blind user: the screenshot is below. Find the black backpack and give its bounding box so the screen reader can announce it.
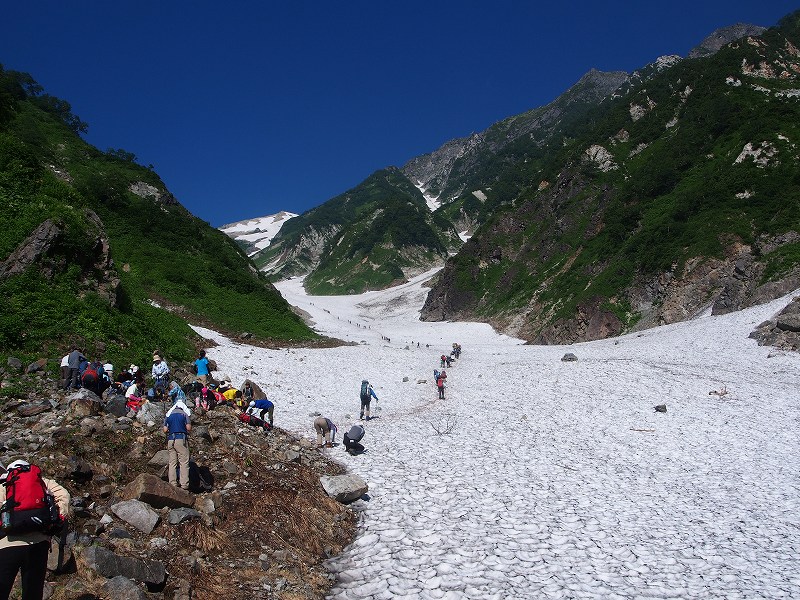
[360,380,370,400]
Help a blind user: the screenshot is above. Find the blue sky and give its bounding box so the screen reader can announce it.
[2,2,798,227]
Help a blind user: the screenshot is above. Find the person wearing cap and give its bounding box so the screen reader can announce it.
[248,398,274,426]
[163,400,191,490]
[313,416,337,448]
[151,354,170,394]
[0,460,70,600]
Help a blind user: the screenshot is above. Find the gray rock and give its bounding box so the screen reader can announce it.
[148,450,171,467]
[284,450,301,463]
[191,425,212,442]
[217,433,238,448]
[103,395,128,417]
[6,357,22,371]
[25,358,47,374]
[135,401,167,424]
[47,537,74,573]
[319,473,368,503]
[776,313,800,332]
[102,575,148,600]
[110,499,160,534]
[561,353,578,362]
[81,545,166,585]
[122,473,194,509]
[18,402,52,417]
[68,388,103,418]
[654,404,667,413]
[168,507,202,525]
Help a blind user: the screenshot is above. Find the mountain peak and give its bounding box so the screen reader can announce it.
[688,23,767,58]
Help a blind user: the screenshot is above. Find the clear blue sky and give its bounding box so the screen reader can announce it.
[2,1,797,227]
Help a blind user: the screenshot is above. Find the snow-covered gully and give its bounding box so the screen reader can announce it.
[195,273,800,599]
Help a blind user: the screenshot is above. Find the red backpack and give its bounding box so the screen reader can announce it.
[1,464,61,535]
[81,365,98,386]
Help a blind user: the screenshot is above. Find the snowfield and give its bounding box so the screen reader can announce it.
[193,271,800,599]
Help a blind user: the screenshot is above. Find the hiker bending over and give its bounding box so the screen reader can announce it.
[249,398,274,426]
[0,460,70,600]
[343,424,366,455]
[359,380,379,421]
[163,401,192,490]
[314,416,337,448]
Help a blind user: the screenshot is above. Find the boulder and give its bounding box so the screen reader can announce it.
[654,404,667,413]
[81,545,166,585]
[6,357,23,372]
[103,395,129,417]
[136,401,167,425]
[147,450,171,467]
[122,473,194,509]
[68,389,102,418]
[561,353,578,362]
[776,313,800,332]
[110,499,160,534]
[25,358,47,374]
[241,378,267,400]
[319,473,368,503]
[102,576,148,600]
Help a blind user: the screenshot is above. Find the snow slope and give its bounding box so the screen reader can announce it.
[218,211,297,256]
[193,272,800,599]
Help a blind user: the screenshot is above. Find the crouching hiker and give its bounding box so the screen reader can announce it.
[313,416,337,448]
[0,460,70,600]
[248,398,274,426]
[343,423,366,455]
[163,401,192,491]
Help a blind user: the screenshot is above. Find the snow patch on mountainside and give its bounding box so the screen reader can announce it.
[413,180,442,211]
[219,211,297,256]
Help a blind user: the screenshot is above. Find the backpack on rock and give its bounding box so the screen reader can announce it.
[1,463,61,536]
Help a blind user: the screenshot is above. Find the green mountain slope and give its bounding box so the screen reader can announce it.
[422,12,800,343]
[256,167,460,294]
[0,65,315,369]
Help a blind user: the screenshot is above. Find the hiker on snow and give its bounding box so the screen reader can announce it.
[0,460,70,600]
[359,380,379,421]
[313,416,337,448]
[436,374,445,399]
[163,401,192,490]
[343,423,366,455]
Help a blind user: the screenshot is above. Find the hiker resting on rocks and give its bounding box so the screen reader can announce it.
[0,460,70,600]
[163,401,192,491]
[313,416,337,448]
[359,380,379,421]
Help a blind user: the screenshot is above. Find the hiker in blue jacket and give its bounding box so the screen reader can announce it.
[163,401,191,490]
[359,380,379,421]
[249,398,274,426]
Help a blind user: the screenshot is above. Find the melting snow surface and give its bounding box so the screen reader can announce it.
[192,273,800,599]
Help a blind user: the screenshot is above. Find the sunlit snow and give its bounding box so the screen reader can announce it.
[192,271,800,599]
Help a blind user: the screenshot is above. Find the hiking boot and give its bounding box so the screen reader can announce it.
[324,442,334,448]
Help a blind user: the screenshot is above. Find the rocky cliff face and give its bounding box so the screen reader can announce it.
[0,209,121,307]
